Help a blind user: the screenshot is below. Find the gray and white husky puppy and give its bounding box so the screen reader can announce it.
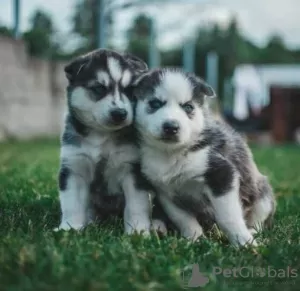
[133,68,276,246]
[56,49,152,234]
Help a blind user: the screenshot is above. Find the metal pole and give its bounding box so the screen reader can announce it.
[183,38,196,73]
[206,51,218,93]
[148,18,159,68]
[98,0,106,48]
[13,0,20,39]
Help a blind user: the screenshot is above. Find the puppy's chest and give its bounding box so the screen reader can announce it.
[142,150,208,187]
[98,141,138,194]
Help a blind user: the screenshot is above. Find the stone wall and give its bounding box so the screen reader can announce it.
[0,36,68,141]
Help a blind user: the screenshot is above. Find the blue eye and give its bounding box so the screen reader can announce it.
[181,102,194,114]
[148,98,165,110]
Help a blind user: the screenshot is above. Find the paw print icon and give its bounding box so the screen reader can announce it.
[181,263,209,289]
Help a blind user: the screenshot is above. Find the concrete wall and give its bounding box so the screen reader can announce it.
[0,36,68,141]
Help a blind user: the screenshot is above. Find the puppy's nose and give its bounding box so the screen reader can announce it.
[162,120,180,135]
[110,109,128,123]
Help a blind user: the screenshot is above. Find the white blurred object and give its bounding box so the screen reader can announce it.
[232,65,264,120]
[295,128,300,144]
[232,64,300,121]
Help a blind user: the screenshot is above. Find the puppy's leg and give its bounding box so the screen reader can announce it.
[56,154,95,231]
[151,219,168,235]
[205,157,255,247]
[248,177,276,234]
[158,194,203,241]
[122,174,151,235]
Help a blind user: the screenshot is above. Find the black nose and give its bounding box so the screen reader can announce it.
[110,109,127,123]
[162,121,180,135]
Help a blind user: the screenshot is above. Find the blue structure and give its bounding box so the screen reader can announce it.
[13,0,20,39]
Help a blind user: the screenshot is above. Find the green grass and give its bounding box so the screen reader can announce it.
[0,140,299,291]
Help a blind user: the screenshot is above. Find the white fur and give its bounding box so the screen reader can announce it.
[122,174,151,235]
[70,86,133,131]
[97,71,110,86]
[205,175,256,246]
[151,219,167,234]
[57,132,105,230]
[57,175,90,230]
[248,195,273,233]
[71,87,96,128]
[158,194,203,241]
[155,71,193,104]
[141,146,210,186]
[57,129,152,232]
[121,70,132,87]
[107,57,122,82]
[136,100,204,152]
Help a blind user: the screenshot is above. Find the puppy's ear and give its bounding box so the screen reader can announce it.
[132,70,161,102]
[64,59,86,82]
[193,77,216,99]
[123,53,148,72]
[131,72,148,99]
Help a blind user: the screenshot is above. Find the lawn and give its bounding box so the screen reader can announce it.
[0,139,299,291]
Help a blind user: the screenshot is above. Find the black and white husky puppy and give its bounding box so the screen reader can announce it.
[133,68,276,246]
[56,49,152,234]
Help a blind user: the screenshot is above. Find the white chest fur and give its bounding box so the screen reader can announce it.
[141,146,210,196]
[102,141,139,194]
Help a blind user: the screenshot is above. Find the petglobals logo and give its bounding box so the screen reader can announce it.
[181,264,209,289]
[180,264,298,289]
[213,266,298,279]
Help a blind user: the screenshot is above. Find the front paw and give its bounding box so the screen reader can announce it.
[53,221,85,232]
[151,219,168,235]
[124,222,150,236]
[230,232,257,247]
[125,228,150,236]
[182,226,204,242]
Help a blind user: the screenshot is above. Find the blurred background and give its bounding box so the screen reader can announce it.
[1,0,300,145]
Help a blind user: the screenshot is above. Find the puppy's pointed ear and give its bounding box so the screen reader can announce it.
[132,70,160,102]
[123,53,148,72]
[194,77,216,99]
[131,72,148,100]
[64,59,86,82]
[202,82,216,98]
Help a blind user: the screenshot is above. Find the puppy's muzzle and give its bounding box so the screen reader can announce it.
[161,120,180,142]
[110,108,128,124]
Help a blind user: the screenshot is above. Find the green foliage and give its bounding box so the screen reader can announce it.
[0,26,13,37]
[0,140,299,290]
[30,10,54,33]
[127,14,151,64]
[72,0,113,52]
[23,29,52,57]
[22,9,57,58]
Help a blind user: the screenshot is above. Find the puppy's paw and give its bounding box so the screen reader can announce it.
[182,226,204,242]
[151,219,168,235]
[125,228,150,237]
[53,222,85,232]
[124,222,151,237]
[249,228,258,235]
[230,232,258,247]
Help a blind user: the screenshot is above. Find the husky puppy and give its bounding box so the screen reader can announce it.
[133,68,276,246]
[56,49,152,234]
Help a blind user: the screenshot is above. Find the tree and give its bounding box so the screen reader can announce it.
[31,10,53,33]
[126,14,152,64]
[259,35,290,63]
[0,25,13,37]
[23,10,56,57]
[72,0,113,51]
